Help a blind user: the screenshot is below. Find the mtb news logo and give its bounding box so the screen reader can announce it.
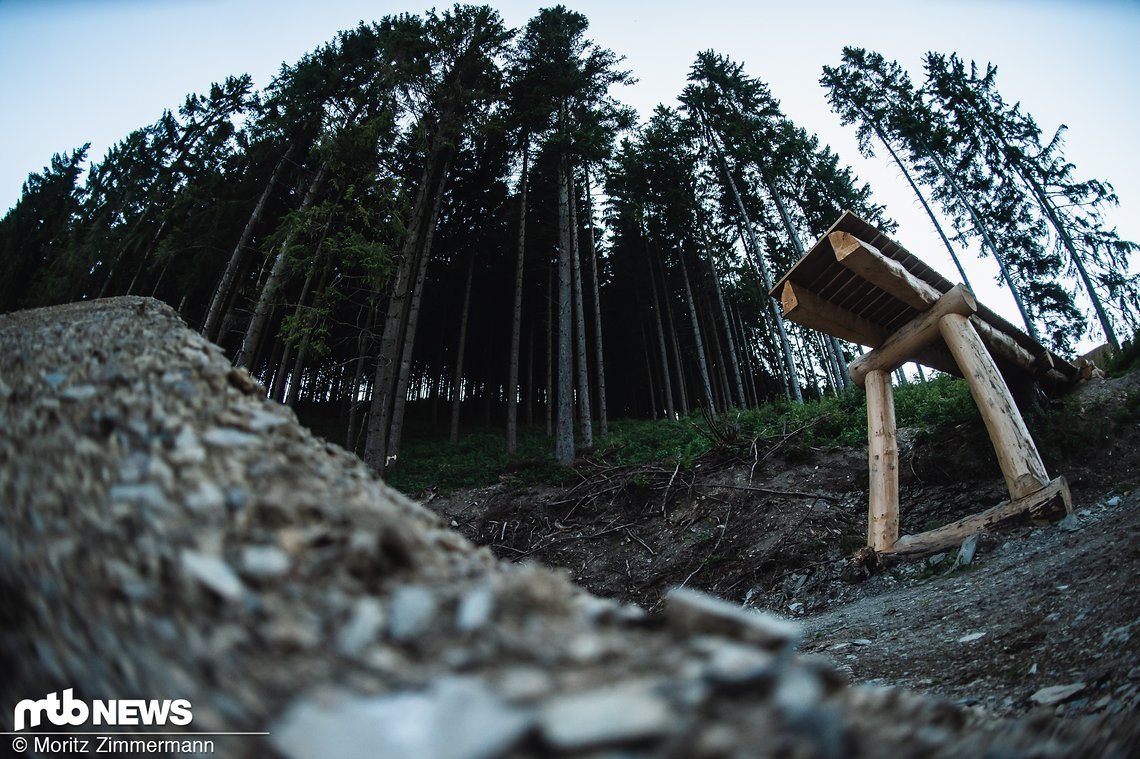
[13,689,193,732]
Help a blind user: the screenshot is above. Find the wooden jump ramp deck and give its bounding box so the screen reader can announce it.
[771,211,1079,558]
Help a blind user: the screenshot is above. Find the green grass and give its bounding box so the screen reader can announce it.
[379,373,985,495]
[386,423,575,495]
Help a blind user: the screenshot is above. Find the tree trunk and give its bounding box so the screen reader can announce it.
[1023,172,1118,349]
[698,225,746,407]
[546,262,553,437]
[705,299,732,411]
[702,114,801,401]
[870,125,973,290]
[364,140,451,473]
[830,336,851,389]
[387,155,452,462]
[286,263,333,407]
[345,303,375,452]
[924,148,1039,340]
[678,242,716,411]
[640,321,659,419]
[554,151,575,464]
[270,261,314,401]
[125,219,169,296]
[235,161,329,371]
[645,236,676,419]
[569,169,593,448]
[387,153,449,460]
[652,240,689,414]
[506,137,529,454]
[731,304,756,406]
[270,208,335,401]
[583,166,609,437]
[526,323,535,428]
[203,143,296,341]
[450,252,476,444]
[708,126,802,403]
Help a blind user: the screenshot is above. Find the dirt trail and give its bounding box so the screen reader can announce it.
[430,370,1140,725]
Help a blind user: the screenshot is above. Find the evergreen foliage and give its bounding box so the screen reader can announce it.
[1,8,1132,479]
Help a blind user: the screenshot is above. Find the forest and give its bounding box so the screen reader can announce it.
[1,4,1136,478]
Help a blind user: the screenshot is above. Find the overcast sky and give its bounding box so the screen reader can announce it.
[2,0,1137,341]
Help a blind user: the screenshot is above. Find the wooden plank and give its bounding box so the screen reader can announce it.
[849,285,976,386]
[865,369,899,552]
[831,231,1049,380]
[830,231,935,311]
[885,477,1071,558]
[939,312,1050,500]
[780,281,890,348]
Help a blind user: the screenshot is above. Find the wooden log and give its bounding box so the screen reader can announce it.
[831,231,1042,378]
[939,312,1050,500]
[885,476,1071,559]
[849,285,976,386]
[865,368,899,552]
[780,281,960,376]
[780,281,890,348]
[831,231,931,311]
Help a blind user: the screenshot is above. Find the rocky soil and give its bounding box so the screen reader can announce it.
[428,354,1140,737]
[1,297,1137,758]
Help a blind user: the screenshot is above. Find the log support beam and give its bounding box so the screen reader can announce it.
[938,312,1050,500]
[885,476,1071,559]
[849,285,976,386]
[865,368,899,552]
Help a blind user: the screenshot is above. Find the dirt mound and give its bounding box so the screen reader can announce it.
[1,297,1136,757]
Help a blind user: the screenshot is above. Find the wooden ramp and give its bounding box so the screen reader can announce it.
[771,212,1076,558]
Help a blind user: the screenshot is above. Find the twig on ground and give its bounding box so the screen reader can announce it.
[661,462,680,516]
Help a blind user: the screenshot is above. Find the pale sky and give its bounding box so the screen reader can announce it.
[2,0,1138,344]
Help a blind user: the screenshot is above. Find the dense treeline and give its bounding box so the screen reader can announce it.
[1,6,1135,475]
[822,47,1139,351]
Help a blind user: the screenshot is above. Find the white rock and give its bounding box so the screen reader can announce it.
[241,544,291,579]
[170,426,206,465]
[61,384,97,400]
[1030,682,1086,706]
[774,667,823,718]
[958,632,986,643]
[271,679,529,759]
[956,535,978,566]
[203,427,260,447]
[703,640,777,686]
[337,598,385,658]
[246,407,289,431]
[539,683,672,749]
[109,483,169,512]
[181,549,246,601]
[664,586,800,652]
[185,481,226,513]
[388,586,438,642]
[455,585,494,633]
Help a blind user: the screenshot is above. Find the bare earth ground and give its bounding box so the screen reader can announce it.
[428,371,1140,722]
[2,297,1137,758]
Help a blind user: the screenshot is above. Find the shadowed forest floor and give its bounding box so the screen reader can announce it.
[423,371,1140,721]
